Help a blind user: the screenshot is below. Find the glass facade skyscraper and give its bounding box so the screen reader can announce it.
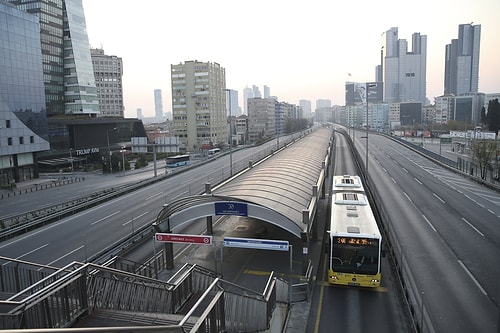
[7,0,99,116]
[0,1,50,185]
[381,27,427,104]
[444,24,481,95]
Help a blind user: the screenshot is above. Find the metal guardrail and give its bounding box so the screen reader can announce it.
[0,134,303,242]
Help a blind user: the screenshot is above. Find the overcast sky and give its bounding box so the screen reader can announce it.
[82,0,499,117]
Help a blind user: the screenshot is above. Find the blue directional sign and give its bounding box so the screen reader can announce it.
[215,202,248,216]
[223,237,289,251]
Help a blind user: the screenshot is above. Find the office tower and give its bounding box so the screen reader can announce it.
[226,89,239,116]
[263,85,270,98]
[252,85,262,98]
[171,60,226,151]
[7,0,99,116]
[154,89,163,118]
[243,87,253,114]
[91,48,124,117]
[0,2,50,184]
[299,100,312,119]
[444,23,481,95]
[381,27,427,104]
[316,99,332,110]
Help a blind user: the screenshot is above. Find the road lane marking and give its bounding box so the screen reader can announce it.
[1,243,50,266]
[44,245,84,268]
[458,260,487,296]
[122,211,149,226]
[90,211,121,226]
[414,178,422,185]
[422,215,437,232]
[145,192,163,201]
[433,193,445,204]
[403,192,412,202]
[462,218,484,237]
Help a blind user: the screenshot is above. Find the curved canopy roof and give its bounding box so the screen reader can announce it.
[154,126,333,238]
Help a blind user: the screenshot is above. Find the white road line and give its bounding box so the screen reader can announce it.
[390,177,396,184]
[414,178,422,185]
[462,218,485,237]
[402,167,408,173]
[422,215,437,232]
[45,246,84,267]
[1,243,50,266]
[145,192,163,201]
[433,193,445,204]
[122,211,149,226]
[403,192,412,202]
[91,211,121,226]
[458,260,487,296]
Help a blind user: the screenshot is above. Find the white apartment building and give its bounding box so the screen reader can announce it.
[434,95,455,124]
[171,61,226,152]
[91,48,124,117]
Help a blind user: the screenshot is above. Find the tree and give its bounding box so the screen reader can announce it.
[472,140,497,180]
[486,99,500,133]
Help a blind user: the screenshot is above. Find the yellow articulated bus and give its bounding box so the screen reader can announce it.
[327,175,382,288]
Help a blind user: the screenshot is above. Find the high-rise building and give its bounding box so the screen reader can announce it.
[434,95,455,124]
[226,89,239,117]
[171,60,226,151]
[243,87,253,115]
[299,100,312,119]
[381,27,427,104]
[247,98,276,143]
[7,0,99,116]
[0,2,50,185]
[444,23,481,95]
[252,85,262,98]
[91,48,124,117]
[316,99,332,110]
[263,85,270,98]
[154,89,163,118]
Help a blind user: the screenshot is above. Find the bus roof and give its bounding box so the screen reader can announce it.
[332,175,364,192]
[330,191,381,239]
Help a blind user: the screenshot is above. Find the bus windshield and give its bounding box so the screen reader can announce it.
[332,236,379,275]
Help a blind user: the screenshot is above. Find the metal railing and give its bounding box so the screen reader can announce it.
[0,256,290,332]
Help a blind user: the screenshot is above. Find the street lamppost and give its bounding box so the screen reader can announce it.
[69,148,74,171]
[106,127,117,174]
[225,89,233,176]
[121,146,126,176]
[365,82,377,176]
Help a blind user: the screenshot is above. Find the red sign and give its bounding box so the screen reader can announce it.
[155,233,213,245]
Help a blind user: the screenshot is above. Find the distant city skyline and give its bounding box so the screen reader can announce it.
[82,0,500,118]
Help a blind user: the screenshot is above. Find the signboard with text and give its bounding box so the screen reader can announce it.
[223,237,289,251]
[155,233,213,246]
[215,202,248,216]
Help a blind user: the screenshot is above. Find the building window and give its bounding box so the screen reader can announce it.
[6,120,11,128]
[30,136,34,143]
[19,137,24,144]
[8,137,13,145]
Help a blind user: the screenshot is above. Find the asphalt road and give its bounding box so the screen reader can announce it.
[354,130,499,332]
